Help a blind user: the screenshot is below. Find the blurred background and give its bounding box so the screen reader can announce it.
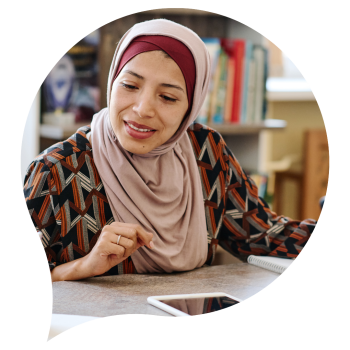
[22,9,328,253]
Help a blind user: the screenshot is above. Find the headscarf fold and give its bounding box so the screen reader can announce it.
[91,19,211,273]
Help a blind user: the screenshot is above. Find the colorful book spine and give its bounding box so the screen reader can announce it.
[252,45,265,123]
[240,41,253,124]
[224,55,235,124]
[212,49,228,124]
[208,48,222,124]
[197,38,221,124]
[221,38,234,124]
[199,38,268,126]
[245,58,256,124]
[231,39,245,124]
[262,47,268,120]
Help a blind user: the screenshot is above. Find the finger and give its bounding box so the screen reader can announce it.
[116,236,135,257]
[102,226,137,247]
[130,229,153,249]
[110,223,154,249]
[101,229,137,257]
[105,227,138,250]
[100,241,125,258]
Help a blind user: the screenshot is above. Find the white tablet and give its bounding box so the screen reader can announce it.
[147,292,242,317]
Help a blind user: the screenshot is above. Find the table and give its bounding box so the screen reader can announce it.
[52,263,279,317]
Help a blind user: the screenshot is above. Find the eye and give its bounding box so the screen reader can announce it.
[161,95,177,102]
[121,83,138,90]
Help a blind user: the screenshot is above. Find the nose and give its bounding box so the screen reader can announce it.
[132,90,156,119]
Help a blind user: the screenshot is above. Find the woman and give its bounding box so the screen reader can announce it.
[23,19,316,282]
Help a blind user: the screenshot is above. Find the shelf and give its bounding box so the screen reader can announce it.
[207,119,286,135]
[40,119,286,140]
[266,77,315,101]
[40,122,89,140]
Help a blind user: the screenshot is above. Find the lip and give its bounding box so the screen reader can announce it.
[124,121,156,140]
[125,120,156,130]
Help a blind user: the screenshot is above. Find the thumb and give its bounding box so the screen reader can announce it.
[145,231,154,249]
[136,227,154,249]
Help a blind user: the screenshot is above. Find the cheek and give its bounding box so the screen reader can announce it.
[110,91,130,121]
[109,89,119,117]
[109,100,125,137]
[161,115,185,138]
[160,113,180,130]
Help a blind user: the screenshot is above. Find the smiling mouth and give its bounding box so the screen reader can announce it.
[124,120,156,140]
[124,120,156,132]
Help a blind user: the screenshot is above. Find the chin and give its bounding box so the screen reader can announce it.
[120,140,153,155]
[130,147,151,155]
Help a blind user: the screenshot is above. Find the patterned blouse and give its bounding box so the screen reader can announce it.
[23,123,316,275]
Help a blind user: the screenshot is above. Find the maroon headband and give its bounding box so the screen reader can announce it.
[112,35,196,111]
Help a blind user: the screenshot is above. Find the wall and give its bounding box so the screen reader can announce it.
[269,100,326,162]
[267,100,327,219]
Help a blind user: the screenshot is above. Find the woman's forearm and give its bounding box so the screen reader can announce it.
[50,256,92,282]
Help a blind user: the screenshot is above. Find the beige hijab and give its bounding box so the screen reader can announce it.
[91,19,211,273]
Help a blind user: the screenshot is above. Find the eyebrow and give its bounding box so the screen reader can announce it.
[124,69,185,94]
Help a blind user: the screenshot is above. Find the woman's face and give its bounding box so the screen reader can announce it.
[109,50,189,154]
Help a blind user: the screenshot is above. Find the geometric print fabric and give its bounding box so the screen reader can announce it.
[24,123,316,275]
[187,123,315,262]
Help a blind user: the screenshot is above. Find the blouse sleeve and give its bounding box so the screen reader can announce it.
[23,160,62,271]
[217,135,317,261]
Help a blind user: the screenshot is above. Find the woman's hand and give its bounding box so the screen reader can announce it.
[81,222,154,277]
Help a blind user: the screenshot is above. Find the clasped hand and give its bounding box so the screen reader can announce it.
[82,222,154,277]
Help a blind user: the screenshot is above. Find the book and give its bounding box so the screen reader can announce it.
[262,47,269,120]
[221,38,235,124]
[208,48,223,123]
[211,49,228,124]
[231,39,245,124]
[245,58,256,124]
[240,41,253,124]
[198,37,268,126]
[223,55,235,123]
[247,255,294,274]
[221,38,243,124]
[197,38,222,124]
[252,45,266,123]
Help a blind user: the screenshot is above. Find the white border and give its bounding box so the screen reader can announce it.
[49,314,100,340]
[148,292,242,316]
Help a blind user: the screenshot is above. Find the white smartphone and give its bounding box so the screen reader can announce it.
[147,292,242,317]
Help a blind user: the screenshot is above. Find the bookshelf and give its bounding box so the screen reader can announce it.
[207,119,286,135]
[39,118,286,139]
[36,9,288,175]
